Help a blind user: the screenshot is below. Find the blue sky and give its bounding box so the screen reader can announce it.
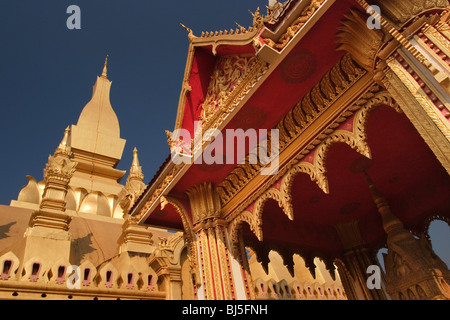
[0,0,263,202]
[0,1,448,268]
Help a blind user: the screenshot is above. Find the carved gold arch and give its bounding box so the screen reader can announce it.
[160,195,199,281]
[228,85,400,250]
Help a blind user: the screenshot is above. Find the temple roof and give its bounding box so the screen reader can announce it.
[131,0,349,224]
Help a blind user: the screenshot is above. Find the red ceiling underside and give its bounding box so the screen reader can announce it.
[180,44,259,136]
[174,0,354,194]
[147,104,450,254]
[144,197,192,231]
[241,105,450,255]
[144,0,450,255]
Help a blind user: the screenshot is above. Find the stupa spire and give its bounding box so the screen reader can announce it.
[71,55,125,163]
[364,171,450,300]
[118,147,146,215]
[364,171,405,239]
[68,57,126,195]
[54,126,72,157]
[102,55,108,79]
[129,147,144,181]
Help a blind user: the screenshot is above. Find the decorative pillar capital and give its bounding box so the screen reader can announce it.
[336,7,385,74]
[186,182,222,226]
[184,182,244,300]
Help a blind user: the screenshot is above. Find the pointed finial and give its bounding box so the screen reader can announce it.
[102,55,108,78]
[235,22,246,33]
[129,147,144,181]
[364,171,405,235]
[180,23,192,34]
[132,147,140,167]
[180,23,195,40]
[55,126,72,157]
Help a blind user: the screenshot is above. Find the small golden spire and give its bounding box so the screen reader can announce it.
[55,126,72,157]
[129,147,144,181]
[132,147,140,167]
[101,55,108,79]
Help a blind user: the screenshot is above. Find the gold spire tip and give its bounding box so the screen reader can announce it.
[102,55,109,78]
[180,23,193,34]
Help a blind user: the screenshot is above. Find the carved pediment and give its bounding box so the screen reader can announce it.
[370,0,449,26]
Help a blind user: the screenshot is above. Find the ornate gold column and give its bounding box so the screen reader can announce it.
[335,220,388,300]
[39,127,77,214]
[186,183,242,300]
[382,53,450,174]
[339,0,450,174]
[22,128,77,265]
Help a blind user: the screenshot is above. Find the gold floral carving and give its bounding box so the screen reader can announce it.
[200,56,269,132]
[354,0,441,71]
[387,56,450,139]
[191,60,270,161]
[436,11,450,39]
[201,56,256,123]
[217,54,367,206]
[383,56,450,173]
[336,9,385,72]
[263,0,326,51]
[43,155,77,182]
[422,22,450,59]
[264,1,289,26]
[369,0,449,26]
[250,7,264,30]
[186,182,222,225]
